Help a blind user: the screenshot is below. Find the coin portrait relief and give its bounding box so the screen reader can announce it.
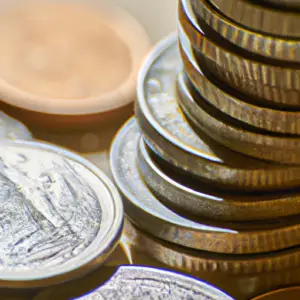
[0,146,102,270]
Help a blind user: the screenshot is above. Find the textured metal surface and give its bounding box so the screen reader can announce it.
[137,139,300,221]
[0,140,123,288]
[77,266,233,300]
[177,70,300,164]
[179,0,300,108]
[122,219,300,276]
[207,0,300,37]
[110,118,300,254]
[0,111,32,140]
[190,0,300,62]
[180,31,300,135]
[123,219,300,300]
[135,33,300,191]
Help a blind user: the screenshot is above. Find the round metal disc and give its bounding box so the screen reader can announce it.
[124,219,300,300]
[137,139,300,221]
[179,0,300,108]
[110,118,300,254]
[179,31,300,135]
[188,0,300,62]
[0,140,123,288]
[253,287,300,300]
[123,218,300,276]
[76,266,233,300]
[176,68,300,164]
[0,111,32,140]
[135,33,300,191]
[206,0,300,38]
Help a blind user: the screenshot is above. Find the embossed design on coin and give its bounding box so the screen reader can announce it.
[0,140,123,288]
[78,266,233,300]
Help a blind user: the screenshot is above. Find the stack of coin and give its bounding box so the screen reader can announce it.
[110,0,300,298]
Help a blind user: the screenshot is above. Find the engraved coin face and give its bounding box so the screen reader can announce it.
[77,266,233,300]
[0,140,123,288]
[0,111,32,140]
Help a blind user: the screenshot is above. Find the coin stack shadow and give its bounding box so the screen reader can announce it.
[111,0,300,299]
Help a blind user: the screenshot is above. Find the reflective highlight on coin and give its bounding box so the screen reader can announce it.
[0,140,123,288]
[77,266,233,300]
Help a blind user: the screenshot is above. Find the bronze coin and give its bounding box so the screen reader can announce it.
[179,27,300,135]
[135,33,300,191]
[111,117,300,255]
[189,0,300,63]
[179,0,300,109]
[176,71,300,164]
[137,139,300,221]
[206,0,300,38]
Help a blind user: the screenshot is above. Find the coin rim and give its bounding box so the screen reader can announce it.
[0,139,123,287]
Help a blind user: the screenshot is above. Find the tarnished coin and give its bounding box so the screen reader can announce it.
[179,0,300,108]
[135,33,300,191]
[137,139,300,221]
[179,27,300,135]
[110,118,300,254]
[0,111,32,140]
[124,219,300,300]
[76,266,233,300]
[253,287,300,300]
[176,70,300,165]
[206,0,300,38]
[187,0,300,62]
[0,140,123,288]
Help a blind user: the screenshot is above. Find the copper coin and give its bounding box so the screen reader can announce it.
[135,33,300,191]
[179,0,300,109]
[206,0,300,37]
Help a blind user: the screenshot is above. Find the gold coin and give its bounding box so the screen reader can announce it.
[180,28,300,135]
[206,0,300,37]
[179,0,300,108]
[191,0,300,62]
[252,287,300,300]
[177,71,300,164]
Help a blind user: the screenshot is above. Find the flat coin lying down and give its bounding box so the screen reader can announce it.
[0,111,32,140]
[76,266,233,300]
[0,140,123,288]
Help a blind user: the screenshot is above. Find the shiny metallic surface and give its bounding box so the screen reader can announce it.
[179,0,300,108]
[135,33,300,191]
[253,286,300,300]
[176,71,300,164]
[0,140,123,288]
[0,111,32,140]
[77,266,233,300]
[137,139,300,221]
[207,0,300,37]
[188,0,300,62]
[179,32,300,135]
[110,118,300,254]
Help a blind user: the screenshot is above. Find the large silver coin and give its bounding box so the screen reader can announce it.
[77,266,233,300]
[135,33,300,192]
[0,140,123,288]
[110,118,300,255]
[0,111,32,140]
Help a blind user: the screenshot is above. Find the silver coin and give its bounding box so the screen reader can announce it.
[137,139,300,221]
[76,266,233,300]
[0,111,32,140]
[110,118,300,254]
[0,140,123,288]
[135,33,300,192]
